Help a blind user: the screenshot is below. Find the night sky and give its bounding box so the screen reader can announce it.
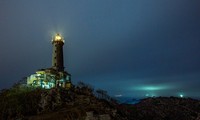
[1,0,200,98]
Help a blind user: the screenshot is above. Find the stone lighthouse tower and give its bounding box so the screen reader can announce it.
[52,33,65,71]
[27,33,71,89]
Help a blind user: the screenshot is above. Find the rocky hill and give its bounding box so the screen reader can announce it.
[0,83,128,120]
[121,97,200,120]
[0,83,200,120]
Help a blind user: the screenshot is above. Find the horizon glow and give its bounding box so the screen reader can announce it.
[132,85,171,91]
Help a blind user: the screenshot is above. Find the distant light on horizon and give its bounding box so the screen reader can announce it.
[179,94,184,98]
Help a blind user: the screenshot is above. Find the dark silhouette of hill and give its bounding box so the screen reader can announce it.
[0,83,200,120]
[121,97,200,120]
[0,83,127,120]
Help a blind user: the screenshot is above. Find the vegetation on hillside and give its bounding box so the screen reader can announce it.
[1,82,200,120]
[0,85,43,119]
[0,82,127,120]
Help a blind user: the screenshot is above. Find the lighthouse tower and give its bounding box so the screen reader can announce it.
[52,33,65,71]
[27,33,71,89]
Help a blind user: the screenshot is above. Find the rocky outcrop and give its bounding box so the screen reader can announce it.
[0,85,128,120]
[38,89,62,113]
[1,85,200,120]
[30,87,127,120]
[85,111,111,120]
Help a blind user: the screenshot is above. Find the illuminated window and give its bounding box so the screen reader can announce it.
[66,76,70,80]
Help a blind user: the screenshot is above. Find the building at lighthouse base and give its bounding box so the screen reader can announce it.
[27,68,71,89]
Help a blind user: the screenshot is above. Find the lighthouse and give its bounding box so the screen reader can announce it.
[27,33,71,89]
[52,33,64,71]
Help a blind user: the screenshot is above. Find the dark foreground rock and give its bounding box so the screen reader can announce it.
[121,97,200,120]
[0,85,200,120]
[0,85,128,120]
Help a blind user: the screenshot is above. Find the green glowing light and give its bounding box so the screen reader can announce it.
[179,94,184,98]
[133,85,169,91]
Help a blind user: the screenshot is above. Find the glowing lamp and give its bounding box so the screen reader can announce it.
[52,33,64,43]
[55,34,62,40]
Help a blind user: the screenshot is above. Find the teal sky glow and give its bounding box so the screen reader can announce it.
[133,85,171,91]
[1,0,200,98]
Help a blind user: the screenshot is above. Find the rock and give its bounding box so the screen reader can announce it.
[85,111,111,120]
[98,114,111,120]
[38,89,62,113]
[2,84,200,120]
